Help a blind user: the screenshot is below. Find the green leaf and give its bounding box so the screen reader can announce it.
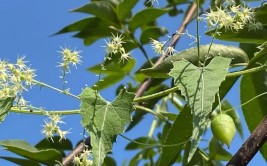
[55,17,110,34]
[117,0,138,21]
[0,97,15,124]
[103,156,116,166]
[158,106,193,166]
[55,17,118,45]
[80,87,135,166]
[0,157,41,166]
[140,26,168,44]
[89,59,136,90]
[0,140,62,165]
[141,44,248,78]
[209,137,232,161]
[129,8,170,31]
[35,136,72,156]
[169,57,231,161]
[73,1,119,26]
[240,41,267,160]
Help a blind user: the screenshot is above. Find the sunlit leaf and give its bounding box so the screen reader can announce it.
[129,8,170,31]
[80,87,135,165]
[0,140,62,165]
[169,57,231,161]
[141,44,248,78]
[116,0,138,21]
[73,1,119,26]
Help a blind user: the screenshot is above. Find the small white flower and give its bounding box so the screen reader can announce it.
[150,38,165,54]
[119,52,132,63]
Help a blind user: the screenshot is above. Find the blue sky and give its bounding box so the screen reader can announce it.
[0,0,265,165]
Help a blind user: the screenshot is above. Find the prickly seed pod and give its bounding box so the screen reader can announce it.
[211,114,236,147]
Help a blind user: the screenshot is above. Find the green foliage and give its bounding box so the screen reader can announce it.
[89,59,136,90]
[3,0,267,165]
[129,8,170,31]
[0,97,14,124]
[80,87,135,165]
[158,106,193,165]
[0,140,62,165]
[240,41,267,160]
[141,44,248,78]
[169,57,231,161]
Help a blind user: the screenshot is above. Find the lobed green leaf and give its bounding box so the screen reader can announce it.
[169,57,231,162]
[80,87,135,165]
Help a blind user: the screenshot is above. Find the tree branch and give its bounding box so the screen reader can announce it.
[227,114,267,166]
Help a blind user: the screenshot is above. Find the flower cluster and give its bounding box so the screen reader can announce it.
[150,38,177,55]
[203,2,262,31]
[0,57,35,99]
[41,113,70,142]
[58,47,82,71]
[73,149,93,166]
[104,34,131,63]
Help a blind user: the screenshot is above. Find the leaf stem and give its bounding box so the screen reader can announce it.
[134,105,168,122]
[196,0,201,66]
[134,86,179,102]
[10,107,80,115]
[33,80,80,100]
[129,33,153,66]
[226,65,267,77]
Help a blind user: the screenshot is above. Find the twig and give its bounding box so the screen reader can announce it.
[135,2,197,97]
[227,114,267,166]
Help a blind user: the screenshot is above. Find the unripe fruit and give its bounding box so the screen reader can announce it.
[211,114,236,147]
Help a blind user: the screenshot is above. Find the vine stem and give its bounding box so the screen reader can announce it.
[135,105,168,122]
[134,65,267,103]
[10,107,80,115]
[33,80,80,100]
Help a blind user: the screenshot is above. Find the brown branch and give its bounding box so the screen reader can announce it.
[227,114,267,166]
[62,2,197,165]
[136,2,197,97]
[62,137,91,166]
